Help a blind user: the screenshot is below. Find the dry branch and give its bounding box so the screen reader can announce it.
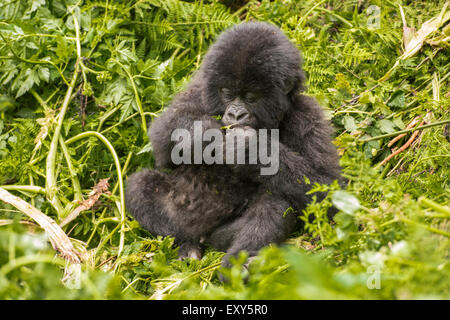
[387,115,422,147]
[0,187,82,264]
[59,178,110,228]
[380,119,426,167]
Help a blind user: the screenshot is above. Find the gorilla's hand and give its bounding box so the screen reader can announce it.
[224,126,257,156]
[223,126,260,176]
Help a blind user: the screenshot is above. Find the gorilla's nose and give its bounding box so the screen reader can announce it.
[224,105,250,124]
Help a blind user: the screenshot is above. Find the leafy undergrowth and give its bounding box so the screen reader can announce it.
[0,0,448,299]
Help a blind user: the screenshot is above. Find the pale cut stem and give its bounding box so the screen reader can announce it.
[0,187,82,263]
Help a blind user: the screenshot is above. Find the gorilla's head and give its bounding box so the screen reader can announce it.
[200,22,305,129]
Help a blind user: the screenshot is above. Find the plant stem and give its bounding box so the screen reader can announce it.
[0,187,81,263]
[298,0,327,28]
[0,254,65,276]
[399,217,450,237]
[0,185,46,194]
[112,151,133,195]
[65,131,126,257]
[95,223,122,262]
[45,9,82,217]
[315,7,353,28]
[30,88,49,110]
[45,63,79,216]
[359,119,450,143]
[59,136,83,202]
[419,197,450,217]
[100,111,157,135]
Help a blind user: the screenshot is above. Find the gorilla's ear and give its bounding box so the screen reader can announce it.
[283,79,295,95]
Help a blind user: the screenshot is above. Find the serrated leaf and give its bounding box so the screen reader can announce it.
[378,119,396,134]
[387,91,405,109]
[0,65,18,86]
[153,58,173,78]
[343,115,357,133]
[117,41,138,63]
[16,70,39,98]
[393,117,405,129]
[112,80,128,105]
[55,36,69,61]
[137,142,153,155]
[358,91,374,104]
[119,96,135,122]
[38,67,50,82]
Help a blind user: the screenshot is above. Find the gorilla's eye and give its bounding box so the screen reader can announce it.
[220,88,234,101]
[244,92,258,103]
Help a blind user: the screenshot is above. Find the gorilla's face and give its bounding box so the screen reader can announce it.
[216,79,292,130]
[200,22,305,130]
[219,86,261,128]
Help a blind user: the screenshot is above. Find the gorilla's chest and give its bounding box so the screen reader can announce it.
[166,166,256,227]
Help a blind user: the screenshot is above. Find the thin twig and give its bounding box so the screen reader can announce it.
[360,119,450,142]
[60,178,110,227]
[379,119,425,167]
[387,115,422,147]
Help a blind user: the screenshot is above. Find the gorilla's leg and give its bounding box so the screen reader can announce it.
[207,191,297,266]
[125,169,201,259]
[204,216,244,252]
[126,169,173,237]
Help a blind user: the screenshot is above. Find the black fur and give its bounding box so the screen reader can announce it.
[126,22,342,263]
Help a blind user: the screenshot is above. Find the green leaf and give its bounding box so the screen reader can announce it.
[387,91,405,109]
[136,38,147,60]
[24,0,45,17]
[55,36,70,61]
[38,67,50,82]
[137,142,153,155]
[119,96,135,122]
[153,58,173,78]
[343,115,357,132]
[358,91,374,104]
[378,119,396,134]
[103,79,128,105]
[116,40,138,63]
[331,190,360,215]
[16,70,39,98]
[393,117,405,129]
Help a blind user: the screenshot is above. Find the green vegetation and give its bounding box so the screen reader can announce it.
[0,0,448,299]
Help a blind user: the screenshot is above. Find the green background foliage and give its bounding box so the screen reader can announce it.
[0,0,448,299]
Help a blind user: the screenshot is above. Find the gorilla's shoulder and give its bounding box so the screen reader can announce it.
[169,71,205,108]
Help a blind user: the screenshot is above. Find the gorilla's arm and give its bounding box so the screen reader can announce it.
[149,81,223,169]
[258,95,342,211]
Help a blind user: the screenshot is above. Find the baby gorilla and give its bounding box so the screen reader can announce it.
[126,22,342,263]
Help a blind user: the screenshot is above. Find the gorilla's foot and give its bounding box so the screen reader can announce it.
[178,243,203,260]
